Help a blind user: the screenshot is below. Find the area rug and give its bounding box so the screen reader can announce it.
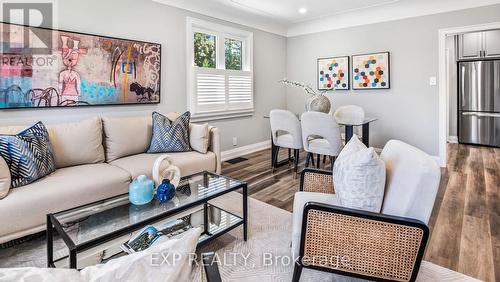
[0,192,481,282]
[190,193,481,282]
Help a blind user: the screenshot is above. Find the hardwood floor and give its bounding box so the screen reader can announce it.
[221,143,500,282]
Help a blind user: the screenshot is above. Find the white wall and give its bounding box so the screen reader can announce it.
[286,4,500,156]
[0,0,287,151]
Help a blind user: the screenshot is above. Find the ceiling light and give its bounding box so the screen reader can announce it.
[298,8,307,14]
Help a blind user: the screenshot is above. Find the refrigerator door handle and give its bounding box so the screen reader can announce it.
[462,112,500,118]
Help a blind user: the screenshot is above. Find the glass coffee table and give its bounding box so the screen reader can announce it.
[46,171,248,269]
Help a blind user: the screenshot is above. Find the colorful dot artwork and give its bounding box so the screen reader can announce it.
[352,52,390,89]
[317,56,349,90]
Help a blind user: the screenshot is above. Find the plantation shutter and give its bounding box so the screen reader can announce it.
[194,68,253,113]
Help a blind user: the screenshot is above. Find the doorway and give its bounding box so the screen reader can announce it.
[438,21,500,167]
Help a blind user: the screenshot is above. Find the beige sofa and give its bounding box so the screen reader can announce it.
[0,113,221,244]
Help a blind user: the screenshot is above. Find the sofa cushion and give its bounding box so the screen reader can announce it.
[148,112,191,153]
[102,116,152,162]
[333,135,386,213]
[380,140,441,224]
[0,118,105,169]
[0,164,131,243]
[0,156,11,199]
[189,123,209,154]
[0,122,56,188]
[110,151,216,179]
[48,117,105,168]
[102,113,181,162]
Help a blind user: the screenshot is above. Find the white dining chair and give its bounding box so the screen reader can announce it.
[300,111,342,170]
[269,109,302,175]
[334,105,365,142]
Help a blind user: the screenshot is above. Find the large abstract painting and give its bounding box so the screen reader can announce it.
[0,22,161,109]
[317,56,349,90]
[352,52,390,90]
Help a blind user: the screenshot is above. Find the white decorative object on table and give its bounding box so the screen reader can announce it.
[152,155,181,188]
[279,78,333,113]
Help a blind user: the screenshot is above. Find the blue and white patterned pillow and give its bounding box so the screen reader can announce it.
[147,111,192,153]
[0,122,56,188]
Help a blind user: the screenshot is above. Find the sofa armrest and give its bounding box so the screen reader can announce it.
[300,169,334,194]
[208,126,221,174]
[202,252,222,282]
[296,202,429,282]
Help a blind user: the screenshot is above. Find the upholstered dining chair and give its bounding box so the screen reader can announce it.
[334,105,365,142]
[300,111,342,170]
[269,109,302,175]
[291,140,441,282]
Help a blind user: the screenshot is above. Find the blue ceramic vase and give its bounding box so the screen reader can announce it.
[129,175,154,205]
[156,179,176,203]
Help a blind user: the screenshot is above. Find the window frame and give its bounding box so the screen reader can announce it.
[187,17,254,121]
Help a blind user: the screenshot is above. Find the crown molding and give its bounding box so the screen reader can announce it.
[153,0,500,38]
[287,0,500,37]
[152,0,288,36]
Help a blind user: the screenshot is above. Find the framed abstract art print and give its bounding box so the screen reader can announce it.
[352,52,390,90]
[317,56,349,90]
[0,22,161,109]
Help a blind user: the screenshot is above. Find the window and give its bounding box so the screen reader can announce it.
[225,38,242,70]
[187,18,253,120]
[194,32,216,68]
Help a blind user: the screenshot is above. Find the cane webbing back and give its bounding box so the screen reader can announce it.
[303,209,424,281]
[302,171,334,194]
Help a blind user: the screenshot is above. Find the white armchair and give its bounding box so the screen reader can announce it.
[291,140,441,282]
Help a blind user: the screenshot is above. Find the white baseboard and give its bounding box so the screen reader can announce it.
[447,136,458,143]
[221,140,271,161]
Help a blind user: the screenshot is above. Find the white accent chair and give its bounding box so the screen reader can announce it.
[300,111,343,170]
[269,109,302,175]
[334,105,365,142]
[291,140,441,281]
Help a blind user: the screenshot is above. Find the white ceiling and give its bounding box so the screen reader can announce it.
[153,0,500,36]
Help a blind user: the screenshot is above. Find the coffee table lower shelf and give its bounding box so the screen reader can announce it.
[50,205,243,269]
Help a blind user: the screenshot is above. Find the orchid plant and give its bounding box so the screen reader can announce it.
[279,78,336,96]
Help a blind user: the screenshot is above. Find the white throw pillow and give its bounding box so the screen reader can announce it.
[0,157,10,199]
[189,123,209,154]
[333,135,386,212]
[0,228,202,282]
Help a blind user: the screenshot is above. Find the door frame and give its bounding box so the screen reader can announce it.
[438,21,500,167]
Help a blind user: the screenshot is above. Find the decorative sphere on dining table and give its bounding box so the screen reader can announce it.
[307,94,331,113]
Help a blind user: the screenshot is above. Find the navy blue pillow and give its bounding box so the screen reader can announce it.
[0,122,56,188]
[148,111,191,153]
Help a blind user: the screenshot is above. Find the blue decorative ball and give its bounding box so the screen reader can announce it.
[156,179,175,203]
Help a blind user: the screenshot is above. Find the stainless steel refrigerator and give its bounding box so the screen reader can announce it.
[458,60,500,147]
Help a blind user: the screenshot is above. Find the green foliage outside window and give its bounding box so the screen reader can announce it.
[194,32,242,70]
[225,38,242,70]
[194,32,216,68]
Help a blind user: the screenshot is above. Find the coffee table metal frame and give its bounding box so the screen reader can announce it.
[46,171,248,269]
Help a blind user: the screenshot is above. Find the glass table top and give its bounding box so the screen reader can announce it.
[52,171,245,246]
[263,114,377,126]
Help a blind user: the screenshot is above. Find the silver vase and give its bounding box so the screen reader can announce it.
[306,94,331,113]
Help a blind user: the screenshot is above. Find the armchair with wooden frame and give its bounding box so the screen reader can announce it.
[291,140,441,282]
